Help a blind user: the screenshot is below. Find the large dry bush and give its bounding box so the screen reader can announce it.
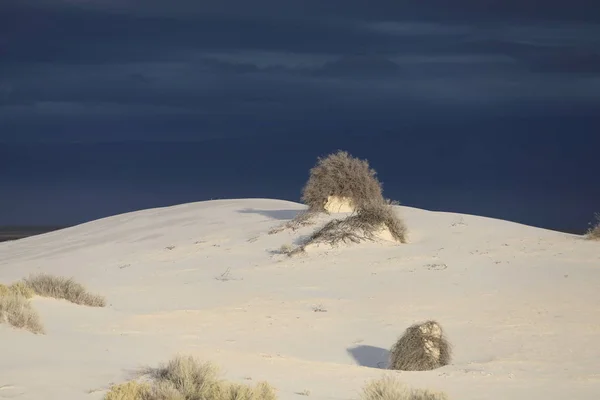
[0,292,44,334]
[287,203,407,255]
[389,320,452,371]
[301,150,385,212]
[104,355,277,400]
[361,376,449,400]
[24,273,106,307]
[586,212,600,240]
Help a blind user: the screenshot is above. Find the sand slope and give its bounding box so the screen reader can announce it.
[1,199,599,400]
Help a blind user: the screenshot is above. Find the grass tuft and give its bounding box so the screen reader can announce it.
[142,380,186,400]
[0,293,44,334]
[149,355,220,398]
[219,381,278,400]
[0,281,35,299]
[24,273,106,307]
[106,355,278,400]
[361,376,449,400]
[105,381,152,400]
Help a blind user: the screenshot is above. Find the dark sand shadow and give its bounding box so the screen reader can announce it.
[347,345,390,369]
[238,208,302,220]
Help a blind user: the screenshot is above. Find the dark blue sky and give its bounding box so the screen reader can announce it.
[1,0,599,232]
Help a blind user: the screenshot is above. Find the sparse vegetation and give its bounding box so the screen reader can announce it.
[360,376,449,400]
[0,274,105,334]
[104,355,278,400]
[215,268,239,282]
[277,244,294,255]
[24,273,106,307]
[268,210,318,235]
[270,151,408,243]
[586,212,600,240]
[287,203,407,255]
[105,381,152,400]
[0,292,44,334]
[389,320,452,371]
[301,150,385,212]
[146,355,220,399]
[312,304,327,313]
[0,281,34,299]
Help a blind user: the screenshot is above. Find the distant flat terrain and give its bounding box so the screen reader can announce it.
[0,227,67,243]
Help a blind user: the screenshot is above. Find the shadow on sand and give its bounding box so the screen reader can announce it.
[238,208,302,220]
[347,345,390,369]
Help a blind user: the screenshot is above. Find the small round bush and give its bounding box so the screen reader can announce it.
[389,320,452,371]
[301,150,385,212]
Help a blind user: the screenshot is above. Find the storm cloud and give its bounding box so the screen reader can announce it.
[0,0,599,231]
[1,0,599,141]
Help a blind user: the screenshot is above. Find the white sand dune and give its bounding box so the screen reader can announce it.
[1,198,599,400]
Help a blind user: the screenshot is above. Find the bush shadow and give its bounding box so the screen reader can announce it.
[347,345,390,369]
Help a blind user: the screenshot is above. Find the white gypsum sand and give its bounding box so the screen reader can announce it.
[0,198,599,399]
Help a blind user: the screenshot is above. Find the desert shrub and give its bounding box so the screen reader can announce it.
[289,203,407,255]
[24,273,106,307]
[586,212,600,240]
[361,376,449,400]
[301,150,385,212]
[268,210,318,235]
[108,355,278,400]
[218,381,277,400]
[389,320,451,371]
[351,204,407,243]
[149,355,220,398]
[0,281,35,299]
[142,380,186,400]
[105,381,152,400]
[0,293,44,334]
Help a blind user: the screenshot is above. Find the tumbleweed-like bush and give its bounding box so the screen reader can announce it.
[301,150,385,212]
[361,376,449,400]
[0,292,44,334]
[389,320,452,371]
[24,273,106,307]
[104,355,278,400]
[586,212,600,240]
